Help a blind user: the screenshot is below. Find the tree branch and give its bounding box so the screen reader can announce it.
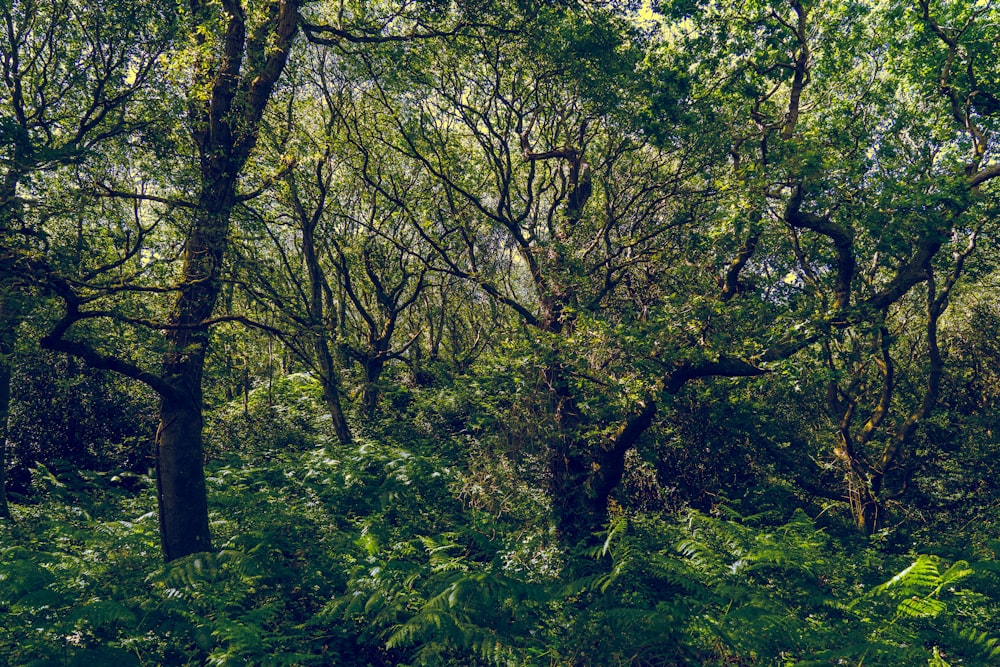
[785,184,854,310]
[665,356,769,394]
[40,308,174,398]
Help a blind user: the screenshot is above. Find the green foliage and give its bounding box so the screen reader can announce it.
[319,502,1000,666]
[6,348,157,498]
[0,491,161,666]
[5,0,1000,665]
[205,372,331,457]
[7,376,1000,666]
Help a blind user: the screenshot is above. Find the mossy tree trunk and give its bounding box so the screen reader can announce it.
[41,0,300,562]
[151,0,299,560]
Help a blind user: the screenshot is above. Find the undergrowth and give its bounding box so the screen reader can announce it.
[4,383,1000,665]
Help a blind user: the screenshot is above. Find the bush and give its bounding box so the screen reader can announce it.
[204,372,330,459]
[6,351,157,498]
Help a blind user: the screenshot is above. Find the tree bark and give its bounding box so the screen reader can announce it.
[362,355,386,418]
[548,386,659,549]
[0,353,11,521]
[155,198,229,558]
[316,337,352,445]
[4,0,298,560]
[544,362,595,548]
[156,390,212,559]
[145,0,299,561]
[300,192,352,444]
[547,356,662,549]
[0,292,16,520]
[853,481,880,535]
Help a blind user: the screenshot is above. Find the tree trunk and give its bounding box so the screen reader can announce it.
[14,0,298,563]
[548,435,602,549]
[538,293,620,548]
[316,337,352,445]
[156,390,211,559]
[155,202,228,560]
[149,0,300,558]
[0,293,15,520]
[548,426,639,550]
[849,472,882,535]
[546,358,658,549]
[362,355,385,418]
[0,356,11,520]
[543,360,606,548]
[857,492,880,535]
[301,206,352,445]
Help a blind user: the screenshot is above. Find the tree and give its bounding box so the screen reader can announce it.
[0,292,17,519]
[4,0,299,561]
[367,0,1000,543]
[234,5,492,435]
[307,84,435,419]
[5,0,494,559]
[234,44,442,442]
[348,8,721,547]
[0,0,174,521]
[660,0,1000,532]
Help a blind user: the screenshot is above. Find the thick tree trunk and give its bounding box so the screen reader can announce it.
[0,293,15,520]
[857,493,880,535]
[546,359,658,549]
[155,204,227,560]
[543,358,617,549]
[550,442,639,549]
[549,436,602,549]
[154,0,300,552]
[156,390,211,559]
[362,356,385,418]
[545,363,589,546]
[539,295,627,548]
[836,434,882,536]
[18,0,298,563]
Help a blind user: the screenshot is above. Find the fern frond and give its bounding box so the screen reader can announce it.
[937,560,973,589]
[896,596,947,618]
[928,645,953,667]
[154,551,224,589]
[957,627,1000,661]
[0,558,56,604]
[68,598,137,629]
[873,555,942,597]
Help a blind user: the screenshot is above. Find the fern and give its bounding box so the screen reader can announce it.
[68,598,138,629]
[10,407,1000,667]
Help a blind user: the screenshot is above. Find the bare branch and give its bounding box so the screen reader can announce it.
[40,308,174,398]
[664,356,769,394]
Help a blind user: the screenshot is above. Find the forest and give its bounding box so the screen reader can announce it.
[1,0,1000,664]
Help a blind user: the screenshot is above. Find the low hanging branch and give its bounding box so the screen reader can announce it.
[40,307,175,399]
[664,356,769,394]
